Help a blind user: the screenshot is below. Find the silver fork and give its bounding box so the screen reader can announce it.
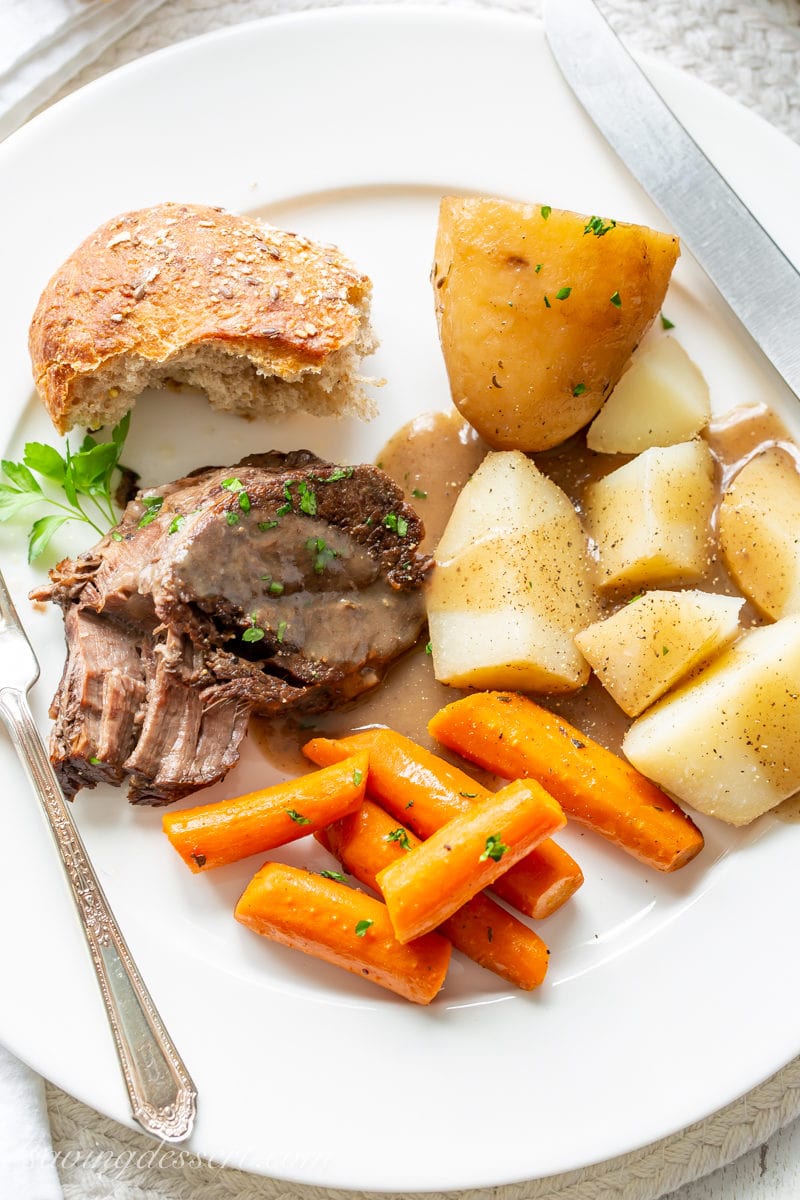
[0,569,197,1142]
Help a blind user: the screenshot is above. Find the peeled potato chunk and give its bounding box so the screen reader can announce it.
[428,450,596,691]
[623,615,800,825]
[719,447,800,620]
[575,590,743,717]
[586,439,716,592]
[587,337,710,453]
[433,197,679,452]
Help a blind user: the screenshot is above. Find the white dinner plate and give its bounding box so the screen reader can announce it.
[1,6,800,1192]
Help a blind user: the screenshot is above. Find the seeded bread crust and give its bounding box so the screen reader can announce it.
[29,202,377,434]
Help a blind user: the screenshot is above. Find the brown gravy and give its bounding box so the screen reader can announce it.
[252,402,796,774]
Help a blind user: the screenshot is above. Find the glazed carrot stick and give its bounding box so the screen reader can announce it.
[428,692,704,872]
[304,729,583,918]
[375,779,566,943]
[319,800,550,990]
[162,751,368,872]
[234,862,450,1004]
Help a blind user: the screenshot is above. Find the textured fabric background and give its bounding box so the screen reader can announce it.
[30,1,800,1197]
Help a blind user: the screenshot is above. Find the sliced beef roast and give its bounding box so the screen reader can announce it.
[34,451,431,804]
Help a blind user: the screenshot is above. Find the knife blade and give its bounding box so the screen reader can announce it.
[543,0,800,399]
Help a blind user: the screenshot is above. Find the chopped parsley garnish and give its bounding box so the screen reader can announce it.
[534,263,543,273]
[276,620,288,644]
[258,519,278,532]
[412,488,428,499]
[89,756,102,765]
[662,646,670,656]
[226,512,239,526]
[283,480,294,501]
[268,581,284,596]
[297,481,317,516]
[424,640,433,656]
[459,791,478,799]
[323,467,354,483]
[222,477,244,492]
[661,313,675,330]
[353,767,364,786]
[405,799,415,809]
[383,513,409,536]
[610,291,622,308]
[320,869,348,883]
[385,828,412,851]
[355,919,374,937]
[540,205,552,220]
[572,383,587,397]
[543,294,551,308]
[276,502,292,517]
[285,808,311,825]
[238,491,251,512]
[555,286,572,300]
[242,612,265,643]
[306,536,337,574]
[168,514,185,535]
[138,495,163,528]
[584,215,617,237]
[480,834,510,863]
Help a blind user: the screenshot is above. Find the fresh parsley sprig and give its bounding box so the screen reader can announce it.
[0,413,131,562]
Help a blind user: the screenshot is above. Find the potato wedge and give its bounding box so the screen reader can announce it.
[575,590,743,717]
[428,450,596,691]
[623,615,800,825]
[433,197,679,451]
[719,447,800,620]
[586,439,716,591]
[587,337,710,453]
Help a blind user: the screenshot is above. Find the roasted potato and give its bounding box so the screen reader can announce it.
[433,197,679,451]
[586,439,716,591]
[575,589,743,717]
[719,447,800,620]
[623,615,800,825]
[427,450,596,691]
[587,337,710,453]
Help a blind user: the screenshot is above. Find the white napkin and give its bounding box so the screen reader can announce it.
[0,1042,62,1199]
[0,0,167,142]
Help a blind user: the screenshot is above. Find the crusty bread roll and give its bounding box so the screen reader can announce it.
[29,202,378,434]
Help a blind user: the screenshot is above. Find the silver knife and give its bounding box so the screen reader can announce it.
[543,0,800,399]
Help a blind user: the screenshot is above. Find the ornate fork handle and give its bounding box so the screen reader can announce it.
[0,686,197,1142]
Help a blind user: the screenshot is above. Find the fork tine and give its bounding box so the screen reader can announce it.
[0,567,41,690]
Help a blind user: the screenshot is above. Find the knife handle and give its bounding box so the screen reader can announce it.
[0,686,197,1142]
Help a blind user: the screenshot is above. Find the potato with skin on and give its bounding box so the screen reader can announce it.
[575,590,744,717]
[623,614,800,826]
[587,337,711,453]
[586,439,716,592]
[719,447,800,620]
[427,450,597,691]
[433,197,679,451]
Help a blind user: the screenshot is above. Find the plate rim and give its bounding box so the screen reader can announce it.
[1,5,800,1191]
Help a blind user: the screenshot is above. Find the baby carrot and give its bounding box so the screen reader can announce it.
[304,729,583,918]
[429,692,704,872]
[376,779,566,943]
[319,800,550,990]
[235,862,451,1004]
[162,751,368,872]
